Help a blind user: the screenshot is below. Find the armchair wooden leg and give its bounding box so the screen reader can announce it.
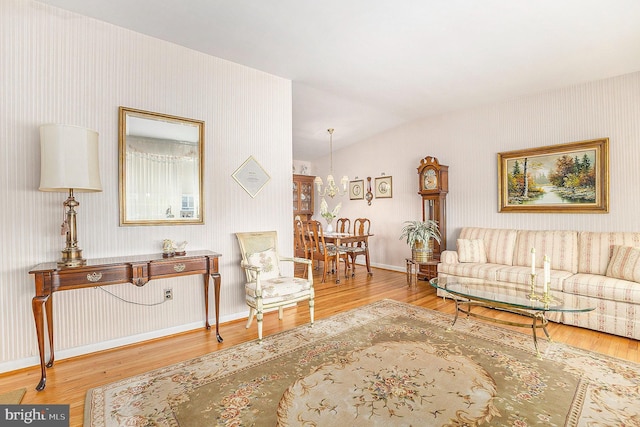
[309,298,315,325]
[246,308,255,328]
[257,310,263,342]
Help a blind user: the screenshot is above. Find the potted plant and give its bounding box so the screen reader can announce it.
[399,220,442,262]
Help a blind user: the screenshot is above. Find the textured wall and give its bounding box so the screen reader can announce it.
[0,0,292,371]
[314,72,640,270]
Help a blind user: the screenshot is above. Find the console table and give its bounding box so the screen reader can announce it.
[29,250,222,391]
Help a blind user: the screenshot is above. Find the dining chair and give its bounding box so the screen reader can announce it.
[294,219,308,258]
[235,230,314,341]
[305,220,349,283]
[294,218,312,277]
[335,218,351,234]
[347,218,372,277]
[334,217,353,273]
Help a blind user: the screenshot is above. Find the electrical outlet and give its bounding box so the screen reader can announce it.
[164,288,173,300]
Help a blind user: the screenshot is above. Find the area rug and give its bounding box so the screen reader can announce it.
[85,299,639,426]
[0,387,26,404]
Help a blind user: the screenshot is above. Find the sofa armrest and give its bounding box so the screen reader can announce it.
[440,250,459,264]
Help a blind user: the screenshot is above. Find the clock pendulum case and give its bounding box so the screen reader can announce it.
[417,156,448,259]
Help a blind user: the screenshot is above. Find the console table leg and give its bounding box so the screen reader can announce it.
[32,295,49,391]
[212,273,223,343]
[45,295,55,368]
[204,273,211,330]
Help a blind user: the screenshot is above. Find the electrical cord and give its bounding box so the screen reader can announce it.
[95,286,168,306]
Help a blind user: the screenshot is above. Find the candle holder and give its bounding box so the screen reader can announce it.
[538,285,555,304]
[527,273,537,299]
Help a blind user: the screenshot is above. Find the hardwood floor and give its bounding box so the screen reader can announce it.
[1,267,638,426]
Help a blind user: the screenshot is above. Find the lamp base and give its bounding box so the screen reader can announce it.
[58,248,86,268]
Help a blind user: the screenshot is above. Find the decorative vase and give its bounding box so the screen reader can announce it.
[326,222,334,233]
[412,239,434,262]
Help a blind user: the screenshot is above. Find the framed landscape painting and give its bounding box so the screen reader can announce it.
[498,138,609,213]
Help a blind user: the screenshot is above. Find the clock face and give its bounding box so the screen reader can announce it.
[423,168,437,190]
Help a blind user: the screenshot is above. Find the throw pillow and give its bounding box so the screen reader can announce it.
[457,239,487,263]
[605,245,640,282]
[247,248,280,281]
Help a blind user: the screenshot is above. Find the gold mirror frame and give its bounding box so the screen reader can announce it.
[119,107,204,226]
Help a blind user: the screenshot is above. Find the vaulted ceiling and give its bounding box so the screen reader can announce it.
[37,0,640,160]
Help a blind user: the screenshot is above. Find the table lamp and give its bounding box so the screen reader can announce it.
[39,124,102,268]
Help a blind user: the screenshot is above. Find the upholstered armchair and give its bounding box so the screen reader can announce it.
[235,231,314,341]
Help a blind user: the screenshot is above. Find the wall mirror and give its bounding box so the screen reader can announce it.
[119,107,204,226]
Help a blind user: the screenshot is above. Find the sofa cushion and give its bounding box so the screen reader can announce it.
[459,227,518,266]
[513,230,578,273]
[437,262,504,282]
[440,250,459,264]
[605,245,640,282]
[578,231,640,275]
[245,276,311,304]
[457,239,487,263]
[247,247,280,280]
[495,265,573,291]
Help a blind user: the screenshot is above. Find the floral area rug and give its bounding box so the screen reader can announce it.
[85,299,639,426]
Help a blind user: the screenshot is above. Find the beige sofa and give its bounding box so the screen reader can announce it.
[437,227,640,340]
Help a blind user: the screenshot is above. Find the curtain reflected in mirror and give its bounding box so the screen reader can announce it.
[119,107,204,225]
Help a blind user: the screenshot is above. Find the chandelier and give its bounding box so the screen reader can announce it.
[314,128,348,198]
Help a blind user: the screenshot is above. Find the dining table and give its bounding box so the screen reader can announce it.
[322,231,374,283]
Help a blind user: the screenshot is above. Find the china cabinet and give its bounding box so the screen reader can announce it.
[293,174,315,220]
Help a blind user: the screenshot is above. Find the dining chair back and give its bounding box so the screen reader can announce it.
[305,220,349,283]
[354,218,371,237]
[335,218,351,234]
[294,219,308,258]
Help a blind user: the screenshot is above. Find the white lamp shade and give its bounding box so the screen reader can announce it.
[39,124,102,192]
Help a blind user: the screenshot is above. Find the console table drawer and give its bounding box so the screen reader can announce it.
[149,258,207,278]
[55,265,130,288]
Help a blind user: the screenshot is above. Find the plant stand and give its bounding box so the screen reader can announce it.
[405,258,439,287]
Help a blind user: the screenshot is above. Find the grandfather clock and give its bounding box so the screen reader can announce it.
[417,156,448,259]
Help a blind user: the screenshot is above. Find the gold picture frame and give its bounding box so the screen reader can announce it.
[374,176,393,199]
[498,138,609,213]
[349,180,364,200]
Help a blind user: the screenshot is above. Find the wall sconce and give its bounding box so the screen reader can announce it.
[39,124,102,268]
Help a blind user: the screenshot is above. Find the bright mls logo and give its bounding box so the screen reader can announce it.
[1,405,69,426]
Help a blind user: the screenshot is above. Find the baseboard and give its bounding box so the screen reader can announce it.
[0,310,249,375]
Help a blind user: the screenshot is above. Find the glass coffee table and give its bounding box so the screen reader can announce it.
[430,276,595,357]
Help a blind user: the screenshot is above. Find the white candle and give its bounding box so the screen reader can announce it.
[531,248,536,275]
[543,255,550,293]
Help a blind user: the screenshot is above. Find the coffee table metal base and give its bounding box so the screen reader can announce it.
[450,299,551,358]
